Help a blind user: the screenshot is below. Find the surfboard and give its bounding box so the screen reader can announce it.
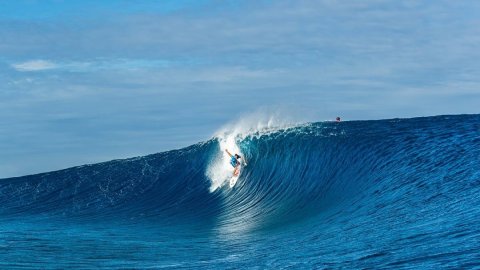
[229,166,241,188]
[229,175,239,188]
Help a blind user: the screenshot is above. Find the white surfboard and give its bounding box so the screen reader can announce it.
[229,175,239,188]
[229,166,241,188]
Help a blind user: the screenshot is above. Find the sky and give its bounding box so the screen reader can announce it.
[1,0,479,178]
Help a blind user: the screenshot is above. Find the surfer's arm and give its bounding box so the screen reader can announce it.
[225,149,233,158]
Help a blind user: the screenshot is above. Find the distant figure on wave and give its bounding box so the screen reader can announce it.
[336,117,341,122]
[225,149,244,177]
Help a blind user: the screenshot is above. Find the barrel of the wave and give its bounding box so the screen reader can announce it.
[206,134,246,191]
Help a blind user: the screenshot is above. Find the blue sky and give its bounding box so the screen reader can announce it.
[1,0,479,178]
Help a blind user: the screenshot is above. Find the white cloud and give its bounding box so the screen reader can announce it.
[10,58,172,73]
[12,60,57,71]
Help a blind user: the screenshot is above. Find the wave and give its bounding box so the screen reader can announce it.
[0,114,479,234]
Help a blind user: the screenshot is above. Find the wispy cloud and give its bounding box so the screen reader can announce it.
[10,58,173,73]
[12,60,57,71]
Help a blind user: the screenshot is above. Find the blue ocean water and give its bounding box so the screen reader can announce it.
[0,114,479,268]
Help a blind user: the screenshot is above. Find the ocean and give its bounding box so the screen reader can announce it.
[0,114,479,269]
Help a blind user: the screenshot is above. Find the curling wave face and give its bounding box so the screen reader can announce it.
[0,114,479,268]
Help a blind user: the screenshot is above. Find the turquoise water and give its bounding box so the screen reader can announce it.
[1,114,479,268]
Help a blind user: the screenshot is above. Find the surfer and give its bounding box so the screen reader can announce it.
[225,149,242,176]
[336,117,341,122]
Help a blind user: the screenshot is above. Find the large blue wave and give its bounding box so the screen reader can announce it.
[1,114,479,268]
